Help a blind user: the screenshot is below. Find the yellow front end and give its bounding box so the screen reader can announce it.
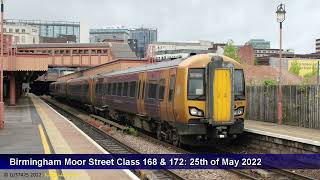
[213,69,232,122]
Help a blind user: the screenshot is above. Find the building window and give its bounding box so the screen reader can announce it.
[21,36,25,43]
[15,29,19,33]
[3,28,6,32]
[22,29,26,33]
[9,28,13,33]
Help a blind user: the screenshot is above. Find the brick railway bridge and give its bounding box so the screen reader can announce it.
[2,42,143,106]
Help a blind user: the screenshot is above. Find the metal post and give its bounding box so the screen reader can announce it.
[317,61,319,85]
[0,0,4,129]
[277,22,283,125]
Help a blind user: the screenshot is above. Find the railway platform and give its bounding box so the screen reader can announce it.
[245,120,320,146]
[0,94,139,180]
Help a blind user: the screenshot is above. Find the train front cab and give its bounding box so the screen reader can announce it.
[176,55,246,145]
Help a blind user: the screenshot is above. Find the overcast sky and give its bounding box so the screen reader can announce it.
[5,0,320,53]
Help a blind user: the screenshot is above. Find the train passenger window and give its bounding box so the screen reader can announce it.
[129,81,137,97]
[148,81,158,99]
[107,83,112,95]
[112,83,117,95]
[158,79,165,100]
[117,83,123,96]
[142,81,145,99]
[123,82,129,96]
[138,80,141,99]
[104,82,108,95]
[169,75,176,102]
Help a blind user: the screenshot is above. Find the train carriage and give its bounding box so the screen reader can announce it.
[49,81,67,98]
[67,77,93,106]
[51,54,246,146]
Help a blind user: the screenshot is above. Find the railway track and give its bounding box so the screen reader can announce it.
[42,96,316,180]
[42,97,184,180]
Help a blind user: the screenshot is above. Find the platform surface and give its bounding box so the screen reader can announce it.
[245,120,320,146]
[0,95,138,180]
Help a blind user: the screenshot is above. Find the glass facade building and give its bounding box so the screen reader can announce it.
[245,39,270,49]
[90,28,130,43]
[130,28,157,58]
[5,19,81,43]
[90,27,157,58]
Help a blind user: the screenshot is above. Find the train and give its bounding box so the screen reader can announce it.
[50,54,246,146]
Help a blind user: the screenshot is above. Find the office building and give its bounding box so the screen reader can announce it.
[130,28,157,58]
[246,39,270,49]
[90,27,130,43]
[5,19,80,43]
[316,38,320,53]
[1,22,39,44]
[148,41,219,61]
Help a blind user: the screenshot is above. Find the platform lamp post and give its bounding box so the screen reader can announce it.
[0,0,4,129]
[276,3,286,125]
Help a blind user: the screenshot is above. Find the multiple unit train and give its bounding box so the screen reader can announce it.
[50,54,246,146]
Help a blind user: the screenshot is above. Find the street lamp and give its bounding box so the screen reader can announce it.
[276,3,286,125]
[0,0,4,129]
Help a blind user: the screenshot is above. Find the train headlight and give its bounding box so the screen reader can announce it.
[189,107,204,117]
[234,107,244,116]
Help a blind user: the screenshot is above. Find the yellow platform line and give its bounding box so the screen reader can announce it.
[32,96,91,180]
[38,124,58,180]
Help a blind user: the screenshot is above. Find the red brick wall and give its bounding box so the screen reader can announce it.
[238,45,254,65]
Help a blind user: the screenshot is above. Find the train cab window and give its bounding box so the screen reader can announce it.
[188,69,205,100]
[234,69,245,100]
[112,83,117,95]
[129,81,137,97]
[169,75,176,102]
[158,79,165,100]
[117,83,123,96]
[107,83,112,95]
[147,80,158,99]
[123,82,129,96]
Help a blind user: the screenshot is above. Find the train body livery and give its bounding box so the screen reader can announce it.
[50,54,246,145]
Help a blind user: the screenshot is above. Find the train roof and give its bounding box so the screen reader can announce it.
[94,53,243,78]
[97,57,185,77]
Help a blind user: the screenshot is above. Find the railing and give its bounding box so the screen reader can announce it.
[246,85,320,129]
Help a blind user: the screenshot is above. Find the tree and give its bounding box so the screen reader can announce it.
[289,60,301,76]
[223,40,241,62]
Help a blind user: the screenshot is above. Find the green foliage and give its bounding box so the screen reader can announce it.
[127,126,138,136]
[223,40,241,62]
[263,79,276,87]
[289,60,301,76]
[254,57,258,65]
[304,65,317,79]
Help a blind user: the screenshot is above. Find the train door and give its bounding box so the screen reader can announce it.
[166,69,176,122]
[159,70,169,121]
[137,72,147,116]
[213,69,232,122]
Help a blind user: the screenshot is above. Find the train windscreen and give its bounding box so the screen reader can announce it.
[234,69,245,100]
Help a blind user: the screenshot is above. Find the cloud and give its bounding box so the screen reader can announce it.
[5,0,320,53]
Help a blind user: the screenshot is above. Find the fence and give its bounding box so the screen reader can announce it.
[246,85,320,129]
